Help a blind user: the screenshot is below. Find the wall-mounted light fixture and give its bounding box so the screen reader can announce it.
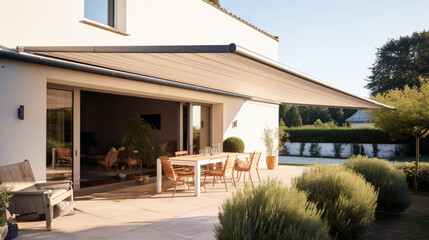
[18,105,24,120]
[232,120,238,128]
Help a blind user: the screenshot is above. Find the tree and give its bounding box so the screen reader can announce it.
[328,108,344,124]
[298,106,332,125]
[366,31,429,96]
[285,106,302,127]
[279,105,289,123]
[371,81,429,189]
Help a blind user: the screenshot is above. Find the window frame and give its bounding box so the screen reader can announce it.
[84,0,116,29]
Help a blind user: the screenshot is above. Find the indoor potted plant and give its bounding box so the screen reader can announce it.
[262,124,286,170]
[123,117,162,185]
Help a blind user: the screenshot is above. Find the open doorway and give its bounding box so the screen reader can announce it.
[79,91,180,186]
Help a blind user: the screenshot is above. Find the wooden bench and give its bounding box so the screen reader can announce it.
[0,160,73,230]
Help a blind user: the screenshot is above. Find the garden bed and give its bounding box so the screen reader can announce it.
[364,192,429,240]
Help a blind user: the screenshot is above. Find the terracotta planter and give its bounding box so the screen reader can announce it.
[266,156,277,170]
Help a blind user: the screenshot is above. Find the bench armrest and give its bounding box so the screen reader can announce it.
[10,190,51,196]
[36,180,73,190]
[36,180,73,186]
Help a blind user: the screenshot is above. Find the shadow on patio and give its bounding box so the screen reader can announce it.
[15,165,307,240]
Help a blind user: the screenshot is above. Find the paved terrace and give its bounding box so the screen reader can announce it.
[16,166,306,240]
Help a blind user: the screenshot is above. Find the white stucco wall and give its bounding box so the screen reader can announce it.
[285,142,407,158]
[223,101,279,168]
[0,0,278,60]
[0,61,47,181]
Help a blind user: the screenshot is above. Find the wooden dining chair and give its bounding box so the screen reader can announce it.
[174,150,209,175]
[236,152,262,185]
[174,151,195,172]
[203,155,237,192]
[175,151,188,156]
[55,148,72,169]
[160,156,195,198]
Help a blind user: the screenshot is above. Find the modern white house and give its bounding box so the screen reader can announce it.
[0,0,392,190]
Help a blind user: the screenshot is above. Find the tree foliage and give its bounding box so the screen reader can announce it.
[366,31,429,96]
[371,81,429,189]
[280,105,356,127]
[371,82,429,140]
[298,106,332,124]
[285,106,302,127]
[279,105,289,122]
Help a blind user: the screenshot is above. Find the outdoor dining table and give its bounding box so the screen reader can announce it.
[156,152,249,196]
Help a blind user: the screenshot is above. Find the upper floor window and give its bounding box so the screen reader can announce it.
[84,0,116,28]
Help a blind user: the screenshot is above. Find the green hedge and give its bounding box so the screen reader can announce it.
[216,179,330,240]
[395,162,429,192]
[285,128,395,143]
[293,165,377,240]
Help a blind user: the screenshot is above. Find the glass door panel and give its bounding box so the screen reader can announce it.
[192,105,210,154]
[46,88,73,181]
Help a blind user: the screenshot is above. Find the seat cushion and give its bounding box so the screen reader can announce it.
[54,201,77,218]
[236,161,250,169]
[206,169,223,176]
[50,189,68,199]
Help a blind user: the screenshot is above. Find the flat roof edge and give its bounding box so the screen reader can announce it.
[18,44,237,54]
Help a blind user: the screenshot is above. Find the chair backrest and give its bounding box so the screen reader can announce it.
[105,147,120,166]
[0,160,36,191]
[160,156,176,180]
[118,147,129,162]
[250,152,262,170]
[175,151,188,157]
[223,155,237,175]
[56,148,72,160]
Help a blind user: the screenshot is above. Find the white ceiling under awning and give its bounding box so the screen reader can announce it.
[21,44,393,110]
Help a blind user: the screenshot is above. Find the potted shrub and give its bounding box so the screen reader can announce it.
[262,126,286,170]
[123,117,162,184]
[0,186,12,239]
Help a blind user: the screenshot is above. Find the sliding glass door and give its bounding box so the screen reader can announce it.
[46,88,73,181]
[192,105,211,154]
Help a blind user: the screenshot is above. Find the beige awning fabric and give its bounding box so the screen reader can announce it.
[20,44,393,109]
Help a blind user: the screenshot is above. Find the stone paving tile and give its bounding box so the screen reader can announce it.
[15,166,306,239]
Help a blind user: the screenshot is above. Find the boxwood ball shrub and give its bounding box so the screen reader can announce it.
[223,137,245,153]
[216,179,330,240]
[395,162,429,192]
[344,155,410,213]
[293,165,377,240]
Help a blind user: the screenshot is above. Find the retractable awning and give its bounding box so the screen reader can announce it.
[18,43,393,109]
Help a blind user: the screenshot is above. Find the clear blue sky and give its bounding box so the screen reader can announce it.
[221,0,429,97]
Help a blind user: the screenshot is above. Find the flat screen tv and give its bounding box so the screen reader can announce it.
[140,114,161,130]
